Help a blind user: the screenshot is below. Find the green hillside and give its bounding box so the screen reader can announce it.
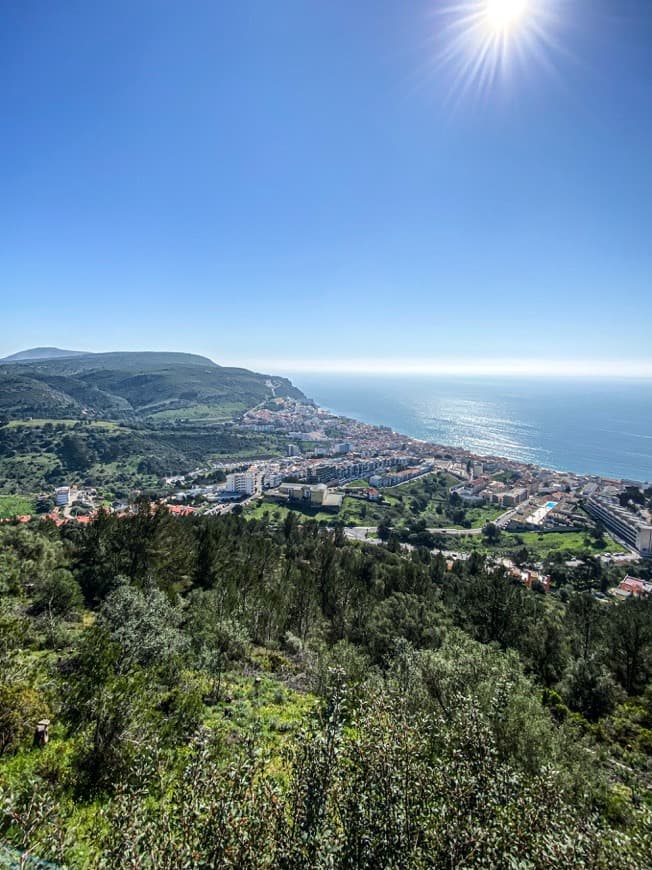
[0,350,307,494]
[0,419,287,495]
[0,350,306,422]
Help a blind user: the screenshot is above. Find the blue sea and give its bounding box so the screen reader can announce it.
[287,374,652,483]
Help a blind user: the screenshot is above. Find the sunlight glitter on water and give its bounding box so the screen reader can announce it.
[289,374,652,480]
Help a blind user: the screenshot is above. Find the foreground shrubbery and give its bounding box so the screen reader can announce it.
[0,507,650,866]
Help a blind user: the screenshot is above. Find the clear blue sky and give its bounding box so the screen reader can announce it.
[2,0,651,374]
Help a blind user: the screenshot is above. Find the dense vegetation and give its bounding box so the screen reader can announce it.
[0,419,287,496]
[1,508,650,867]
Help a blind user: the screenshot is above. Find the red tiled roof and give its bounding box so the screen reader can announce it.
[166,504,196,516]
[620,578,644,594]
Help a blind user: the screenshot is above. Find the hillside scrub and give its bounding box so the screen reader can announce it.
[0,509,650,866]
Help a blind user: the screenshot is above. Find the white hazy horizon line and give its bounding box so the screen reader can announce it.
[231,357,652,379]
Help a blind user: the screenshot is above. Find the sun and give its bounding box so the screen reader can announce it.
[429,0,560,103]
[485,0,529,33]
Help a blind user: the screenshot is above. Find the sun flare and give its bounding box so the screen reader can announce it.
[430,0,562,103]
[485,0,528,33]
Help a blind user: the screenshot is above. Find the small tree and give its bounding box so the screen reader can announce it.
[483,522,502,545]
[0,684,49,758]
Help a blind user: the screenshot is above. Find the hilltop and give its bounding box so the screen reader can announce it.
[0,349,306,422]
[1,346,88,362]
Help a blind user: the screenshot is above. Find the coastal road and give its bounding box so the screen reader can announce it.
[344,525,485,542]
[345,526,378,541]
[428,526,483,536]
[495,508,518,528]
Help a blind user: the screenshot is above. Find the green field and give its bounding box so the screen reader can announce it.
[244,499,338,524]
[445,529,622,558]
[456,503,505,527]
[148,402,246,422]
[513,530,622,555]
[0,494,35,518]
[338,496,403,526]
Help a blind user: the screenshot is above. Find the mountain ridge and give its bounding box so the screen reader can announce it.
[0,349,306,422]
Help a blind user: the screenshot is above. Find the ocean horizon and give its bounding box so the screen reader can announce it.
[286,373,652,484]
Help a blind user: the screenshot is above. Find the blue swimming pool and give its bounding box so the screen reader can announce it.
[545,501,558,509]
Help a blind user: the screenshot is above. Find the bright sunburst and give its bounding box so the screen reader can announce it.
[430,0,563,104]
[485,0,528,33]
